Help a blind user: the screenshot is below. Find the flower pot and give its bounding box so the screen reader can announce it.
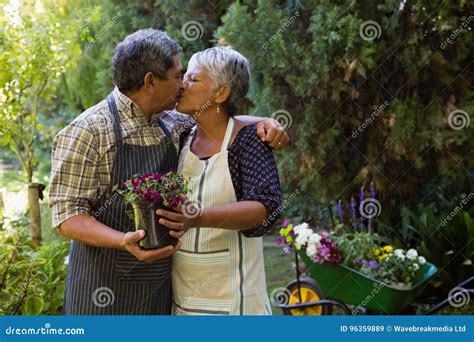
[132,202,178,249]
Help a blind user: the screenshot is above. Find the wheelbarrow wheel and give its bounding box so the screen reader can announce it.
[282,277,333,316]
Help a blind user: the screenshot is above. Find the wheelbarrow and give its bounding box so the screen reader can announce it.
[272,248,474,315]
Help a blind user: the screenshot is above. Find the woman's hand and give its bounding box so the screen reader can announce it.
[156,195,202,231]
[235,115,290,150]
[256,118,290,150]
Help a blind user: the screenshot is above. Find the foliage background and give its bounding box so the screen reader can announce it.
[0,0,472,315]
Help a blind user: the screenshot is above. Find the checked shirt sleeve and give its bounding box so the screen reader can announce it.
[49,119,100,229]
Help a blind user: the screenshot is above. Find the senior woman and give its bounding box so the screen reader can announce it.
[156,46,281,315]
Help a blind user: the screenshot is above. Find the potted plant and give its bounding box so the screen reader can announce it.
[117,171,189,249]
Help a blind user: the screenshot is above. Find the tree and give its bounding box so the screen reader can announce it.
[217,0,473,225]
[0,1,94,244]
[60,0,230,110]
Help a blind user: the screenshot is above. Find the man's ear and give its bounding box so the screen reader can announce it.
[215,85,231,105]
[143,72,155,92]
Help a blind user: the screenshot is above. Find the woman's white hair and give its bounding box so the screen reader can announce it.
[188,46,250,116]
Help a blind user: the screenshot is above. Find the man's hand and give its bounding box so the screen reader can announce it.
[256,118,289,150]
[122,230,181,263]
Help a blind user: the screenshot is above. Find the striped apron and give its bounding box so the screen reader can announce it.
[172,117,272,315]
[62,93,177,315]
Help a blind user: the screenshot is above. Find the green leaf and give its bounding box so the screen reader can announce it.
[24,295,44,315]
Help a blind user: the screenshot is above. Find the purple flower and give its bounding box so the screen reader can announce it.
[283,246,291,255]
[359,186,365,202]
[282,218,289,227]
[359,187,366,230]
[350,197,357,229]
[370,182,376,199]
[368,182,376,233]
[368,260,378,269]
[276,236,283,246]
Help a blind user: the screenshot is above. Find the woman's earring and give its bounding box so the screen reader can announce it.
[217,105,220,114]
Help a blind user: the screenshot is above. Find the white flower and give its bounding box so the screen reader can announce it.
[394,249,405,260]
[293,222,309,235]
[64,254,70,266]
[295,231,311,246]
[406,249,418,260]
[418,256,426,264]
[306,243,317,257]
[308,233,321,245]
[413,263,419,271]
[294,223,313,246]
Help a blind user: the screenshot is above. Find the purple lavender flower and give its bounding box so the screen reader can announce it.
[370,182,376,199]
[368,182,376,233]
[358,187,366,230]
[359,186,365,202]
[336,200,344,223]
[350,197,357,230]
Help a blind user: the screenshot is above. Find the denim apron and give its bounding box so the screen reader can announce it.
[63,93,178,315]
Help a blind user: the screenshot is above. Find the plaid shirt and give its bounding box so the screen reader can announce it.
[49,87,191,228]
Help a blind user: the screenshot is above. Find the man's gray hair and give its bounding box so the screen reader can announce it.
[112,29,182,92]
[188,46,250,117]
